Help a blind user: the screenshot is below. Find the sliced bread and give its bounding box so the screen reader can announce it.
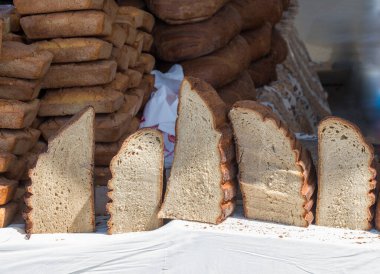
[0,77,41,101]
[317,117,377,230]
[0,178,18,206]
[25,107,95,234]
[42,60,117,89]
[39,87,124,117]
[0,99,40,129]
[158,77,236,224]
[34,38,113,63]
[107,129,164,233]
[0,128,40,155]
[229,101,316,227]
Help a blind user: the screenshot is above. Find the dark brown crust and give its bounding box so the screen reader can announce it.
[317,116,378,230]
[24,107,95,234]
[161,77,236,224]
[107,128,164,234]
[230,100,317,227]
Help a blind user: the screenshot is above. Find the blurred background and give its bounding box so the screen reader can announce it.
[296,0,380,143]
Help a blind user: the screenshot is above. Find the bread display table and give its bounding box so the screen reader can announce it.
[1,207,380,273]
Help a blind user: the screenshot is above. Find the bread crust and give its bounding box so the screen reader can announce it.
[317,116,378,230]
[106,128,164,234]
[231,100,317,227]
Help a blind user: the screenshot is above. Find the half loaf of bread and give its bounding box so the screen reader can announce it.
[107,129,164,233]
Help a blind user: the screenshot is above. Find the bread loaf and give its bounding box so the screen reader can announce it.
[158,77,236,224]
[0,99,40,129]
[248,55,277,88]
[103,24,127,48]
[135,54,155,74]
[123,24,138,46]
[118,0,145,8]
[0,178,18,206]
[122,90,144,117]
[154,1,279,62]
[229,101,316,227]
[146,0,230,24]
[4,155,28,181]
[118,6,155,33]
[42,60,117,89]
[0,202,18,228]
[107,129,164,233]
[39,87,124,116]
[25,107,95,234]
[140,32,153,52]
[40,111,132,143]
[181,25,272,88]
[34,38,113,64]
[218,71,256,107]
[126,69,143,88]
[20,142,48,181]
[0,77,41,101]
[21,11,112,40]
[0,128,40,155]
[0,152,16,173]
[105,73,129,93]
[0,42,53,80]
[95,142,120,166]
[317,117,377,230]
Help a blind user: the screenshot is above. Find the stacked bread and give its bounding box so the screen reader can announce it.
[13,1,156,214]
[0,40,53,228]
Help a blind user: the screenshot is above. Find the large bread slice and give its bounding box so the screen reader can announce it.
[0,77,41,101]
[34,38,113,64]
[24,107,95,234]
[42,60,117,89]
[39,111,132,143]
[107,129,164,233]
[0,42,53,80]
[0,99,40,129]
[0,178,18,206]
[39,87,124,117]
[228,101,316,227]
[158,77,236,224]
[0,128,40,155]
[20,11,113,40]
[0,202,18,228]
[317,117,377,230]
[14,0,105,15]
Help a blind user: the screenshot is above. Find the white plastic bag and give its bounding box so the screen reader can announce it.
[140,65,184,168]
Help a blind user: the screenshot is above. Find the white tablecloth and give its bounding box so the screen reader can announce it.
[1,207,380,274]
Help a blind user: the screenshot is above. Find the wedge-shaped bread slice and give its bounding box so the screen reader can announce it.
[42,60,117,89]
[0,128,40,155]
[0,99,40,129]
[34,38,113,64]
[0,77,41,101]
[39,87,123,117]
[0,42,53,80]
[14,0,106,15]
[158,77,236,224]
[0,178,18,206]
[20,11,112,40]
[229,101,316,227]
[317,117,377,230]
[40,111,132,143]
[24,107,95,234]
[107,129,164,233]
[0,202,18,228]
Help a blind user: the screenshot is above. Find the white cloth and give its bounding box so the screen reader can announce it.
[140,65,184,168]
[1,207,380,274]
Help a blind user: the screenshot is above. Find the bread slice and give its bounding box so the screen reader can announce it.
[158,77,236,224]
[0,99,40,129]
[34,38,113,64]
[317,117,377,230]
[20,11,112,40]
[0,178,18,206]
[40,111,132,143]
[0,128,40,155]
[0,41,53,80]
[39,87,124,117]
[0,77,41,101]
[42,60,117,89]
[229,101,316,227]
[0,202,18,228]
[24,107,95,234]
[107,129,164,233]
[103,24,127,48]
[14,0,105,15]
